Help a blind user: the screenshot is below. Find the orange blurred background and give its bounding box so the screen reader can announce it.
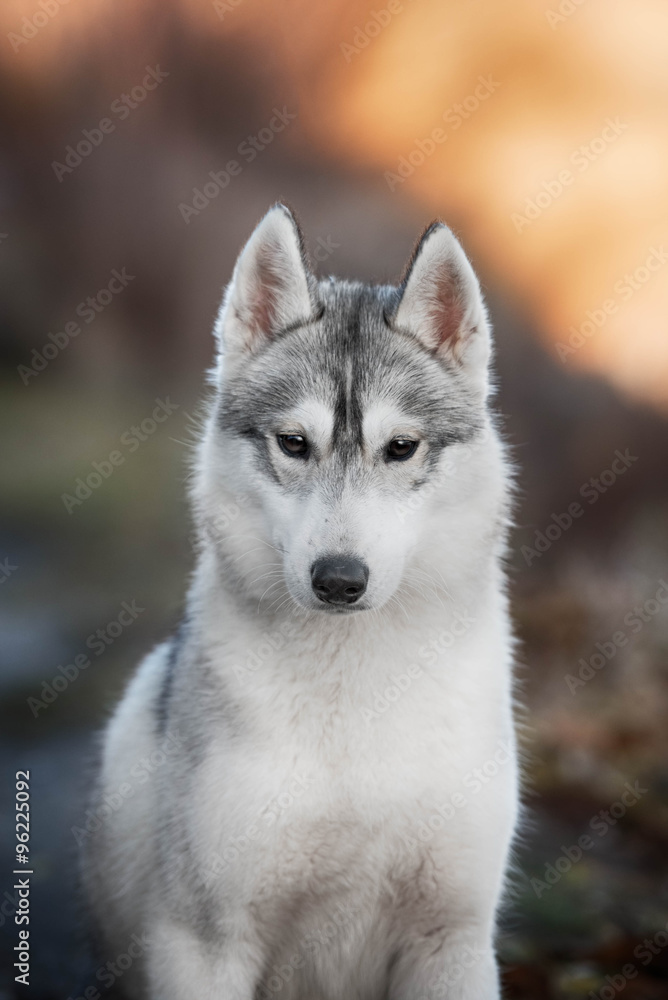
[2,0,668,405]
[1,2,668,998]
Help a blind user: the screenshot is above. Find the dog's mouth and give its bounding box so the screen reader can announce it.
[313,601,370,615]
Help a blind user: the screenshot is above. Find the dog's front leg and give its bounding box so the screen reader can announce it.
[146,918,265,1000]
[387,927,500,1000]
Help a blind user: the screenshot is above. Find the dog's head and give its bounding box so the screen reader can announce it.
[196,205,508,615]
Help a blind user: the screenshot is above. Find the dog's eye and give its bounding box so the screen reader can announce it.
[277,434,309,458]
[386,439,418,461]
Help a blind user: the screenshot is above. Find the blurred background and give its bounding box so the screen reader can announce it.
[1,0,668,996]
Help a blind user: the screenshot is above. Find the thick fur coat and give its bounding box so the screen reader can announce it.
[83,205,519,1000]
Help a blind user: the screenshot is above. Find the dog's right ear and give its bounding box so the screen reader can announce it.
[215,204,316,364]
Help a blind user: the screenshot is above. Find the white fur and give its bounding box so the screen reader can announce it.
[85,208,519,1000]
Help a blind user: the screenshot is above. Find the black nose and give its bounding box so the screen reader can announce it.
[311,556,369,605]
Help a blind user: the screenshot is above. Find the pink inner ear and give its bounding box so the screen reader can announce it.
[249,257,281,339]
[245,240,289,342]
[428,267,467,352]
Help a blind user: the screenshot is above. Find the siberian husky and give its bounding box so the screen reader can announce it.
[83,205,519,1000]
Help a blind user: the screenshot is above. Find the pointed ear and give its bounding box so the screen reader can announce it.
[393,223,491,393]
[215,204,316,361]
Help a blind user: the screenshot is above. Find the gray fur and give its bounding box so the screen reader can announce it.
[82,205,518,1000]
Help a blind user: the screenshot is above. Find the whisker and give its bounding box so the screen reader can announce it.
[257,579,286,603]
[248,570,284,587]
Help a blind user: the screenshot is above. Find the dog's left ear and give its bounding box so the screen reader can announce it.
[216,204,316,363]
[393,223,491,394]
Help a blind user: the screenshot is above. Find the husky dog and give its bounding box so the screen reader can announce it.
[83,205,519,1000]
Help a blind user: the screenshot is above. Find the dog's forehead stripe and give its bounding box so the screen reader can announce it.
[331,288,366,456]
[219,279,483,450]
